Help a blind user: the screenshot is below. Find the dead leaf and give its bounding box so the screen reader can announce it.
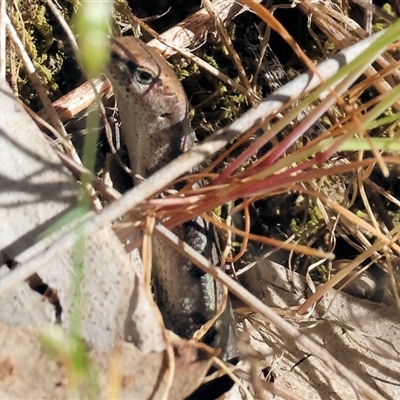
[0,76,164,353]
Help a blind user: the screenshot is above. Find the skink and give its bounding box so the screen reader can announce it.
[106,36,237,359]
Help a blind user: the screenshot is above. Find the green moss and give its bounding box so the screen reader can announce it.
[167,30,253,139]
[7,0,80,108]
[290,203,323,240]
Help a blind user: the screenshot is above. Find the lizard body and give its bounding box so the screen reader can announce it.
[106,36,237,359]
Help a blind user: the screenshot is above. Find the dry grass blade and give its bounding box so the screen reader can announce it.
[202,0,256,106]
[241,0,318,73]
[200,213,334,260]
[37,78,112,124]
[0,27,390,294]
[5,14,69,145]
[5,6,104,211]
[297,222,400,315]
[0,0,6,78]
[125,0,263,57]
[298,0,400,111]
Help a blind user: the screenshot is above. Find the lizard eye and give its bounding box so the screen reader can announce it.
[135,67,155,84]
